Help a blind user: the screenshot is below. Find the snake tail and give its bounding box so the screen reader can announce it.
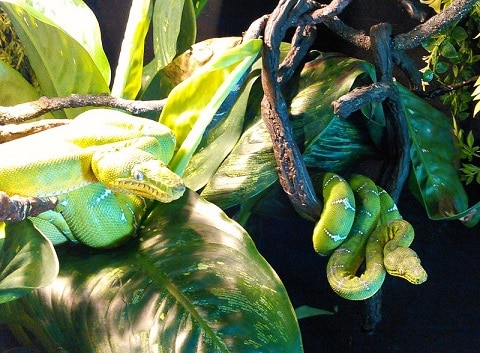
[313,172,356,256]
[327,175,382,300]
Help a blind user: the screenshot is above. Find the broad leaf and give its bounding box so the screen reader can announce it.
[201,115,278,210]
[183,70,260,191]
[139,0,196,103]
[160,38,262,176]
[0,59,40,106]
[290,52,379,145]
[152,0,189,70]
[302,113,377,172]
[0,220,58,303]
[202,53,379,209]
[111,0,153,99]
[1,0,110,117]
[3,190,303,352]
[401,83,470,219]
[295,53,379,171]
[140,37,243,103]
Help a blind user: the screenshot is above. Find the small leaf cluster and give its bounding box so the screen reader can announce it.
[453,117,480,184]
[0,7,38,89]
[421,1,480,186]
[473,72,480,117]
[421,1,480,120]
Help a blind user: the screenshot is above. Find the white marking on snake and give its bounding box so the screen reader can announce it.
[95,188,113,203]
[324,228,347,242]
[332,197,355,212]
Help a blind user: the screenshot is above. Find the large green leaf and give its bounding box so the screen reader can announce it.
[0,59,40,106]
[140,37,243,104]
[201,115,278,210]
[202,53,379,209]
[160,38,262,176]
[3,190,303,352]
[183,69,261,191]
[290,52,379,145]
[0,220,58,303]
[401,83,470,219]
[111,0,152,99]
[173,0,197,60]
[302,113,378,172]
[294,53,379,171]
[1,0,110,117]
[152,0,186,69]
[139,0,197,102]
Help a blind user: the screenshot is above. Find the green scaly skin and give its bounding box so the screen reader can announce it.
[374,187,427,284]
[317,174,427,300]
[312,172,356,256]
[367,219,428,286]
[326,175,381,300]
[0,109,185,248]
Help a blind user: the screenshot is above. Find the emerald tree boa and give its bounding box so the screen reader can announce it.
[0,109,185,248]
[313,173,427,300]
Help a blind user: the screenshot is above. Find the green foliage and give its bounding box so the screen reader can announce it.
[0,221,58,304]
[401,84,470,219]
[1,0,480,351]
[160,38,262,176]
[111,0,153,99]
[453,117,480,184]
[421,2,480,120]
[2,190,302,352]
[1,0,110,118]
[421,0,480,186]
[0,1,302,351]
[0,6,37,88]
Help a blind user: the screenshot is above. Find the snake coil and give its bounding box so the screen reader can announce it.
[313,173,428,300]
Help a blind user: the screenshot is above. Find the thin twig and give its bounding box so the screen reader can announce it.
[420,75,479,98]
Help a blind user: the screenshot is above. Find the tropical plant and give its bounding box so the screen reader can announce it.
[0,0,479,352]
[421,0,480,184]
[0,1,301,352]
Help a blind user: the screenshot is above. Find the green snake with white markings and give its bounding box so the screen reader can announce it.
[0,109,185,248]
[313,173,427,300]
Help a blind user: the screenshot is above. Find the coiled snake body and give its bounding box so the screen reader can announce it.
[0,109,185,248]
[314,173,427,300]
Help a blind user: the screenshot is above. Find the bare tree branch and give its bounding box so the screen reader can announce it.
[0,192,57,222]
[261,0,323,221]
[0,119,70,143]
[393,0,478,50]
[0,94,167,124]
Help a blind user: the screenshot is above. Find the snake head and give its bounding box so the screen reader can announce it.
[92,149,185,203]
[128,159,185,202]
[384,247,428,285]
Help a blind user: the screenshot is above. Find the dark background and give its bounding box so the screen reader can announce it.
[1,1,480,352]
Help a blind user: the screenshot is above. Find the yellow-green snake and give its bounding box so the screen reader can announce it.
[313,173,427,300]
[0,109,185,248]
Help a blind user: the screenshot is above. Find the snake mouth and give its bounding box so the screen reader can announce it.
[112,178,185,203]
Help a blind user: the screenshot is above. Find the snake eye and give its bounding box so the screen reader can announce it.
[133,169,145,181]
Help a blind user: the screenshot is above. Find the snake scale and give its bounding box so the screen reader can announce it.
[313,172,427,300]
[0,109,185,248]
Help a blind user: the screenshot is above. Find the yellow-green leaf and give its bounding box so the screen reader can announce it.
[160,38,262,176]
